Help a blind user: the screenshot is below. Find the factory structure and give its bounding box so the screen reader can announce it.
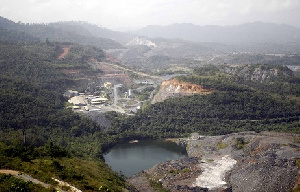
[65,81,113,111]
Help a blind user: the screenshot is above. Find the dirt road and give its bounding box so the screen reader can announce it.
[0,169,82,192]
[58,46,71,59]
[96,62,163,81]
[0,169,52,189]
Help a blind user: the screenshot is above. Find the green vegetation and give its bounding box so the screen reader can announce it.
[218,142,228,150]
[296,159,300,168]
[235,137,248,150]
[168,168,190,175]
[0,152,127,191]
[0,16,124,49]
[293,186,300,192]
[93,64,300,142]
[294,159,300,192]
[0,173,55,192]
[148,179,169,192]
[132,86,155,101]
[145,173,169,192]
[0,41,130,191]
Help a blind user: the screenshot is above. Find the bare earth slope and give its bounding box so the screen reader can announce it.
[152,79,213,103]
[58,45,71,59]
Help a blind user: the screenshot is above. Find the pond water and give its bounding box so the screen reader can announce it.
[103,140,188,177]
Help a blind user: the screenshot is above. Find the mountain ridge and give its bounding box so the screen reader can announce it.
[0,16,124,49]
[134,21,300,44]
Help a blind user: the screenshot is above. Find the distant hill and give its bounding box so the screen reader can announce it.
[0,27,39,43]
[0,16,38,43]
[135,22,300,44]
[68,21,134,43]
[0,16,124,49]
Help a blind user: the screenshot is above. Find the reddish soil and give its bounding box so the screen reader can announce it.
[58,46,70,59]
[152,79,213,103]
[161,79,212,94]
[98,74,132,87]
[293,170,300,190]
[95,63,123,74]
[0,169,19,175]
[92,62,132,86]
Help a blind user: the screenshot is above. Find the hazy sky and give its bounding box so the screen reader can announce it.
[1,0,300,30]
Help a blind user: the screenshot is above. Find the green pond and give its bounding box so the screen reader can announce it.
[103,140,188,177]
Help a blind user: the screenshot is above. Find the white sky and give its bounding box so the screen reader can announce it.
[1,0,300,30]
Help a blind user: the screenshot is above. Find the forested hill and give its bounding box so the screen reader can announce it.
[135,22,300,44]
[56,21,135,43]
[0,41,133,191]
[0,16,123,49]
[112,64,300,138]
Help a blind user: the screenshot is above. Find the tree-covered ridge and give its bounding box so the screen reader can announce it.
[111,64,300,137]
[58,43,105,65]
[177,64,300,96]
[0,28,39,43]
[0,41,131,191]
[0,16,124,49]
[0,41,102,148]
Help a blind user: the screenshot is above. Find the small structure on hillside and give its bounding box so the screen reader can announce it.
[91,97,108,105]
[104,82,113,89]
[68,96,86,106]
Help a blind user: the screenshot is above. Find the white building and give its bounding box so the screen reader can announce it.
[68,96,86,106]
[91,97,108,105]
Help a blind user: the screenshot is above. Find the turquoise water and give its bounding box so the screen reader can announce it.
[103,140,188,177]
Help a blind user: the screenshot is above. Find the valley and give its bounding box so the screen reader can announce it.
[0,16,300,192]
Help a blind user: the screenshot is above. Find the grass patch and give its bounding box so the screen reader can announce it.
[145,173,169,192]
[148,179,169,192]
[296,159,300,168]
[0,173,55,192]
[236,137,248,150]
[294,137,300,143]
[218,142,228,150]
[206,159,214,162]
[168,168,190,175]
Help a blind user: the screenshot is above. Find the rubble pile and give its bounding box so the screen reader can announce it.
[128,132,300,192]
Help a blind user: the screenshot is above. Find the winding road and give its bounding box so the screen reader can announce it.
[0,169,82,192]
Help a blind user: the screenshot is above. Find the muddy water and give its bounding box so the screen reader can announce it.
[104,140,188,177]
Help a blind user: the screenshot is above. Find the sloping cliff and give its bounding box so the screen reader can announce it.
[152,79,213,103]
[129,132,300,192]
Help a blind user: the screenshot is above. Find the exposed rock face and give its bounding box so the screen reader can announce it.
[128,132,300,192]
[193,155,236,189]
[152,79,213,103]
[186,132,300,192]
[128,157,204,192]
[226,134,299,192]
[220,65,293,83]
